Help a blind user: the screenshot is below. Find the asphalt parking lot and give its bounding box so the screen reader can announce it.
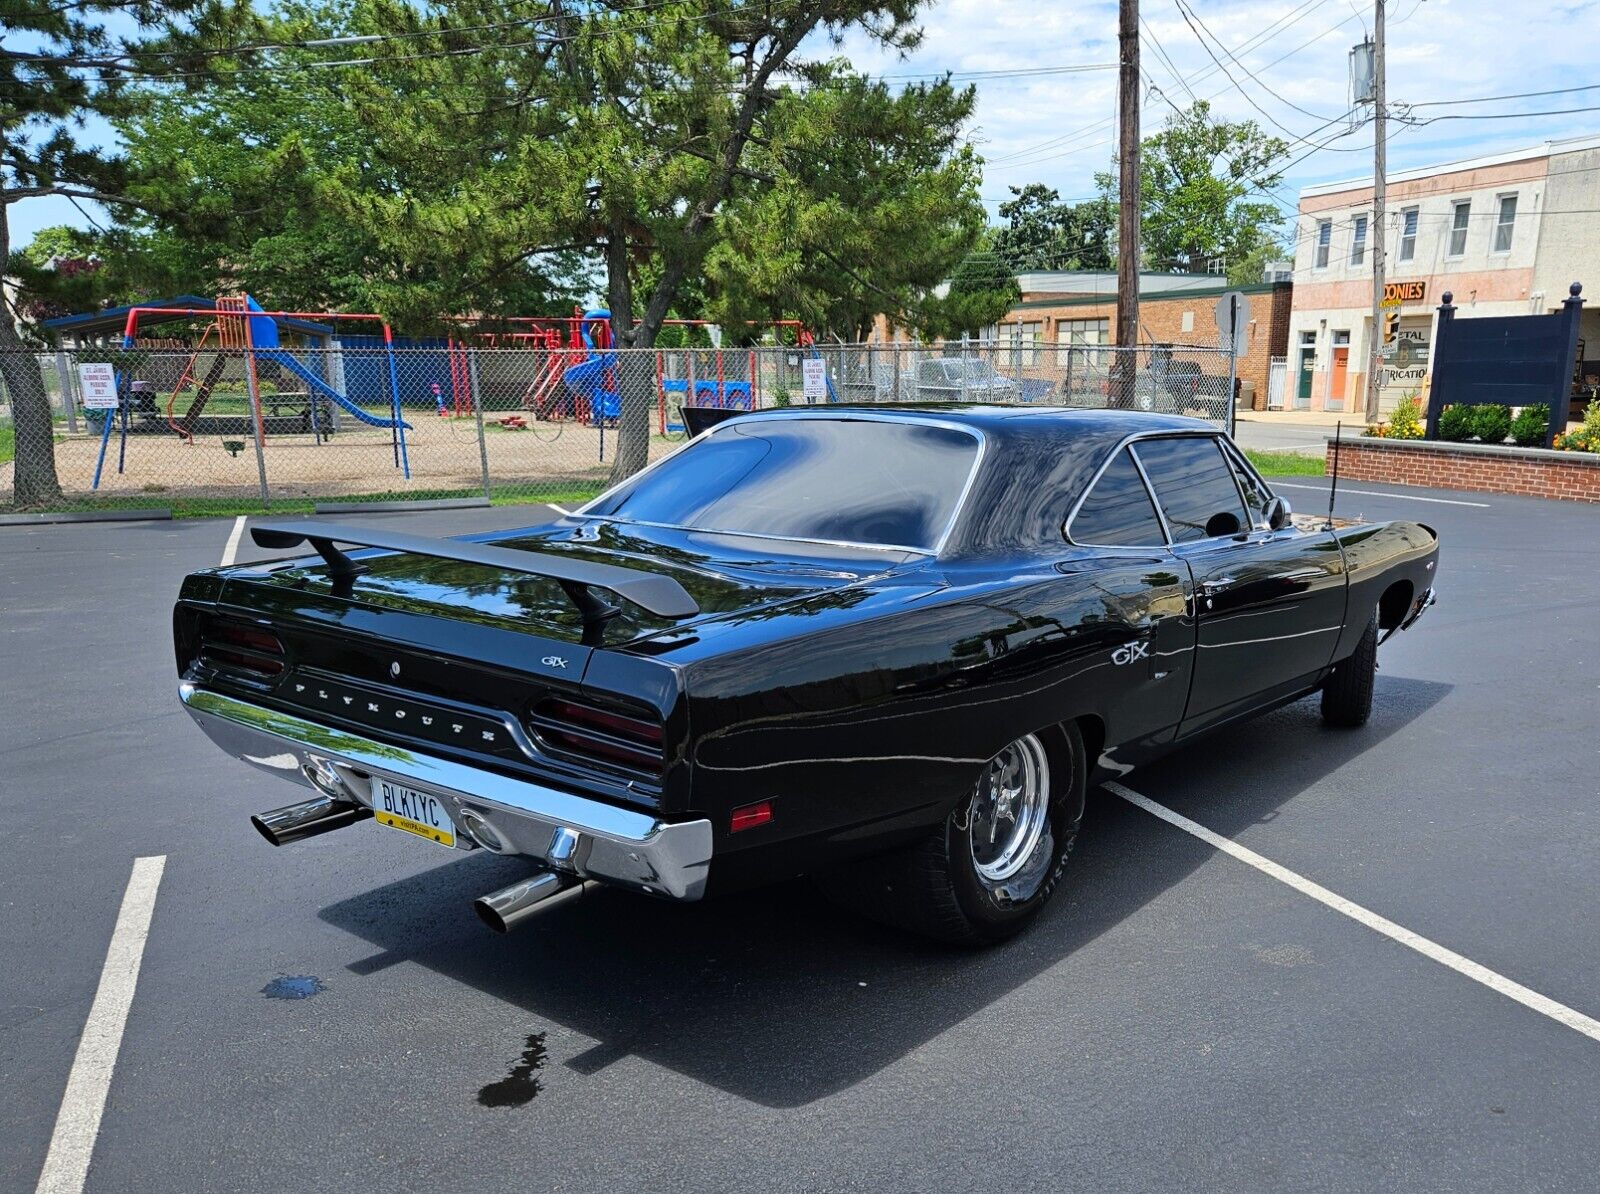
[4,483,1598,1193]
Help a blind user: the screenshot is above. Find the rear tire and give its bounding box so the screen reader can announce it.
[1322,615,1377,727]
[821,724,1086,945]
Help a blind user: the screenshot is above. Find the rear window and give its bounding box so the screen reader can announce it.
[584,417,980,551]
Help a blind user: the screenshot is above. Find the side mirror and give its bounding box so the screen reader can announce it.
[1265,495,1293,530]
[1204,510,1242,538]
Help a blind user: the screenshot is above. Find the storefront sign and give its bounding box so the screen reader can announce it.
[1382,280,1427,305]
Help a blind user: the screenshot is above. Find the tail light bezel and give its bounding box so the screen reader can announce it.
[197,616,286,681]
[528,694,666,776]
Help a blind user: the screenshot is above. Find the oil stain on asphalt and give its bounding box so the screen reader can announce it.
[478,1033,548,1107]
[262,975,326,1000]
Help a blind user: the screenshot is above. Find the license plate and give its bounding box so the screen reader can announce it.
[372,779,456,848]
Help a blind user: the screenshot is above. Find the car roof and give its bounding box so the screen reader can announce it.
[744,403,1217,445]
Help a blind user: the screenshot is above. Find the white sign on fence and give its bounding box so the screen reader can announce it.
[77,362,118,409]
[801,357,827,401]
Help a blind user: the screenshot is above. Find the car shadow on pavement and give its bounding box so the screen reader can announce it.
[319,674,1452,1109]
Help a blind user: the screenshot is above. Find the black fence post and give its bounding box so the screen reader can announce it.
[1424,291,1456,439]
[1553,282,1585,448]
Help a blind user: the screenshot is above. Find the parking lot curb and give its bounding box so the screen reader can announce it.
[312,497,492,514]
[0,508,173,526]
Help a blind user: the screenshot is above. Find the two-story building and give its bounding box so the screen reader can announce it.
[1288,132,1600,415]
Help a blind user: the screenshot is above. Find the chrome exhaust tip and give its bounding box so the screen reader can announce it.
[251,794,370,847]
[473,871,589,933]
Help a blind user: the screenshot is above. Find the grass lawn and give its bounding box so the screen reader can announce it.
[0,422,13,468]
[1244,449,1326,477]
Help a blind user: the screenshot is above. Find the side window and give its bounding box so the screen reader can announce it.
[1220,440,1273,528]
[1131,437,1249,543]
[1068,448,1166,546]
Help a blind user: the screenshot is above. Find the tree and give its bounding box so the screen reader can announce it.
[990,183,1114,273]
[1096,100,1288,275]
[112,0,589,323]
[331,0,940,483]
[0,1,250,506]
[1226,236,1290,287]
[700,71,988,340]
[911,237,1018,340]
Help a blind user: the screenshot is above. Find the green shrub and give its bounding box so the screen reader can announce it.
[1510,405,1548,447]
[1387,395,1424,439]
[1470,404,1512,444]
[771,386,792,408]
[1436,404,1475,442]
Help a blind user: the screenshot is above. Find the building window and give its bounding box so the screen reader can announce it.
[1315,219,1332,268]
[1493,194,1517,253]
[1350,214,1368,266]
[1448,201,1470,257]
[1181,310,1195,333]
[1006,321,1043,366]
[1057,317,1108,366]
[1399,207,1418,262]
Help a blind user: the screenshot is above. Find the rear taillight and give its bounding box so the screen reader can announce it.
[530,697,665,773]
[198,617,285,678]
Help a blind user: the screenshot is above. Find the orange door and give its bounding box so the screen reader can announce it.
[1330,347,1350,404]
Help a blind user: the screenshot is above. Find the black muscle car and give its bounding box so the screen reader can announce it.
[175,408,1439,943]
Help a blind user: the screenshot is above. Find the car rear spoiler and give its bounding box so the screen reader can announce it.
[248,519,700,636]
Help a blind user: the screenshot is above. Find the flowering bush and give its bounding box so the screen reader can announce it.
[1362,394,1425,439]
[1554,400,1600,453]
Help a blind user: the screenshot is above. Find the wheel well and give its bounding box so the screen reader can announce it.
[1378,579,1414,631]
[1071,714,1106,777]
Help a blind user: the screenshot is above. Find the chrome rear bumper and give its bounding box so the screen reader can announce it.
[179,683,711,900]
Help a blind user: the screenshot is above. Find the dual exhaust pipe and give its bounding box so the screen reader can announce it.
[252,792,588,932]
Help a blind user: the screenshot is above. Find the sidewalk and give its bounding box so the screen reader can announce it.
[1236,409,1352,426]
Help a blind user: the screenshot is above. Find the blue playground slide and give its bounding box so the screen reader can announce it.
[562,356,621,422]
[561,309,622,422]
[255,347,413,430]
[243,297,410,430]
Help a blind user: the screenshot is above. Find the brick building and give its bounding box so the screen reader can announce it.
[986,272,1294,405]
[1288,132,1600,415]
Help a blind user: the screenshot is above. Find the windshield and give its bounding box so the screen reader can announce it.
[583,417,982,552]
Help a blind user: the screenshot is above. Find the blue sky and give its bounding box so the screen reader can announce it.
[11,0,1599,251]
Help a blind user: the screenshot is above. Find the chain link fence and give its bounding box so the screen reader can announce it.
[0,340,1238,515]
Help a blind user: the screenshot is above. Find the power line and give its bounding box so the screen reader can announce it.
[1170,0,1339,123]
[1405,82,1600,108]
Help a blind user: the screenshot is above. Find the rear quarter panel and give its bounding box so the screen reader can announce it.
[676,557,1192,885]
[1327,520,1440,660]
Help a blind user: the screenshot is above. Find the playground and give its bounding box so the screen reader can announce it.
[11,297,833,509]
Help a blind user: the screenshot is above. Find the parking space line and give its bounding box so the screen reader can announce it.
[547,503,571,515]
[1273,482,1490,508]
[220,516,247,566]
[35,856,167,1194]
[1106,783,1600,1045]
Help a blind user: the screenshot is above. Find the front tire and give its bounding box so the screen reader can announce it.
[1322,615,1377,727]
[823,724,1086,945]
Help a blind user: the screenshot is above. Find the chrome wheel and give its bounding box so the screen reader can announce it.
[967,733,1051,884]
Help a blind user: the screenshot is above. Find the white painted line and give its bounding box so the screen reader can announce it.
[1273,481,1490,508]
[35,856,167,1194]
[546,503,571,515]
[1107,782,1600,1045]
[220,515,247,566]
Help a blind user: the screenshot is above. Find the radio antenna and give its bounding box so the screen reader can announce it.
[1324,421,1343,530]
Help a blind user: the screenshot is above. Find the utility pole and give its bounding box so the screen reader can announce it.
[1116,0,1140,403]
[1364,0,1386,424]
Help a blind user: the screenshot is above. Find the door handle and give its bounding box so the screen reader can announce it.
[1198,577,1236,597]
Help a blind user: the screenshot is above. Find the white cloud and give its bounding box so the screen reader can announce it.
[829,0,1600,218]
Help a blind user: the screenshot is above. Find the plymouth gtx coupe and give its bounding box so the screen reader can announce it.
[175,408,1438,942]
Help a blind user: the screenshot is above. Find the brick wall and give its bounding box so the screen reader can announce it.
[1008,283,1291,402]
[1329,438,1600,503]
